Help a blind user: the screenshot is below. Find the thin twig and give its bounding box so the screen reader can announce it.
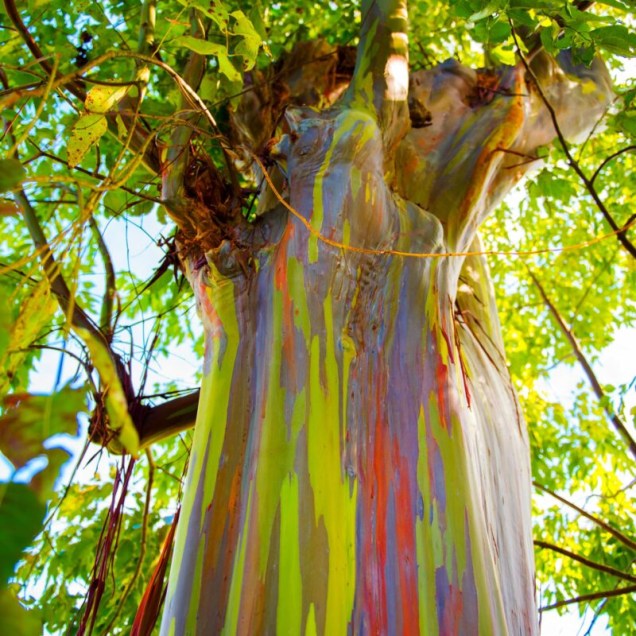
[591,145,636,185]
[29,144,161,204]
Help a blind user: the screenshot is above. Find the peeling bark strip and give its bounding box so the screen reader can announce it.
[159,2,612,634]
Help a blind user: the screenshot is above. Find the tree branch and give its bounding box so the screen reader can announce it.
[534,481,636,553]
[137,391,199,450]
[88,217,117,342]
[14,190,108,348]
[511,27,636,259]
[540,583,636,612]
[535,540,636,584]
[528,269,636,460]
[2,0,86,100]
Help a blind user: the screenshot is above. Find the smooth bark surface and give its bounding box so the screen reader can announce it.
[159,4,611,633]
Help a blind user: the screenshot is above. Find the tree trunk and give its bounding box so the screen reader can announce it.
[159,3,611,634]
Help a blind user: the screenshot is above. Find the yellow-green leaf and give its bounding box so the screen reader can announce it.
[231,10,262,70]
[85,83,130,114]
[0,589,41,635]
[0,484,47,587]
[0,281,56,400]
[77,328,139,457]
[217,51,241,82]
[175,35,226,57]
[0,159,26,194]
[67,114,108,168]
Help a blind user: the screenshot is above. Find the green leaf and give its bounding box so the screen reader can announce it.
[0,588,42,635]
[175,36,241,82]
[488,19,511,45]
[175,35,226,57]
[540,26,557,55]
[231,10,262,70]
[617,111,636,138]
[468,0,508,22]
[0,483,46,586]
[216,51,241,82]
[595,0,630,10]
[67,114,108,168]
[590,25,636,57]
[177,0,229,29]
[0,280,56,400]
[0,160,26,194]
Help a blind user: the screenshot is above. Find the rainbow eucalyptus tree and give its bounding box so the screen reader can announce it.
[152,2,611,634]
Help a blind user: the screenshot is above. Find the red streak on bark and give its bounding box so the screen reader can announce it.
[436,357,449,430]
[273,224,292,291]
[281,283,296,378]
[370,398,389,633]
[274,224,298,378]
[441,584,464,636]
[132,508,180,636]
[357,372,390,633]
[393,437,420,634]
[227,466,241,515]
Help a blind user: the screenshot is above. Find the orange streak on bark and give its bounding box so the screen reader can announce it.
[132,509,180,636]
[369,394,389,632]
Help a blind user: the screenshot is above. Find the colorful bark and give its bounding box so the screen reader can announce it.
[159,4,612,634]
